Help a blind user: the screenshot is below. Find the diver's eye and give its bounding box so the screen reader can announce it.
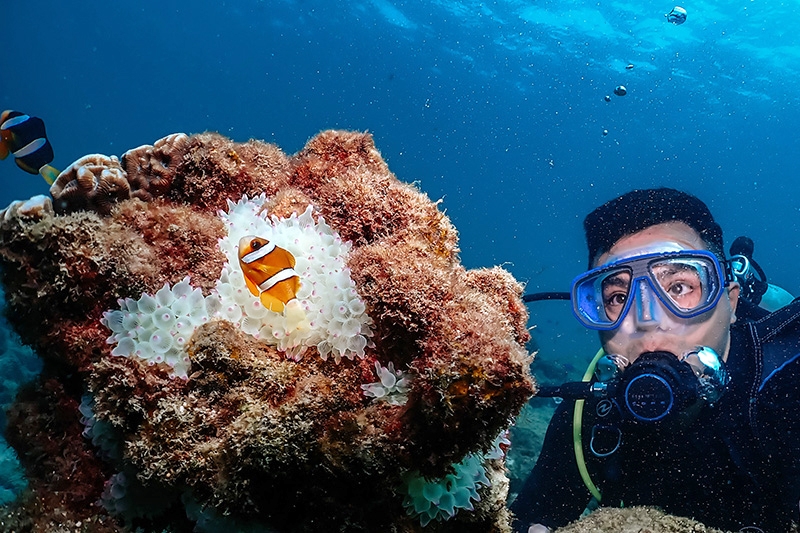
[600,271,631,319]
[668,283,689,296]
[605,293,627,308]
[602,292,628,321]
[665,281,702,308]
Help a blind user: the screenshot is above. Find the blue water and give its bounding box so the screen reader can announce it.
[4,0,800,288]
[1,0,799,459]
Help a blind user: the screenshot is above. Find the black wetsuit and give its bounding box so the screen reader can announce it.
[511,299,800,533]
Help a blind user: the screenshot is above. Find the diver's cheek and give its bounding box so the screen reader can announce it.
[682,298,736,361]
[684,313,732,362]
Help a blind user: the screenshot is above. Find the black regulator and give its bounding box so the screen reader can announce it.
[538,347,730,424]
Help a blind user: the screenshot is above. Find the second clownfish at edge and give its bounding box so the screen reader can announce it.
[238,235,301,313]
[0,110,59,185]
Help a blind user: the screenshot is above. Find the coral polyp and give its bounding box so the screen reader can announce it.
[0,130,533,531]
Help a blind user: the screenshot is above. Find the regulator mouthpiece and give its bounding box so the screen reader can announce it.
[594,353,629,382]
[680,346,729,404]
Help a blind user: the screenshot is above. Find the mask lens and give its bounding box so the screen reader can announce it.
[648,256,719,314]
[573,266,633,329]
[600,270,632,322]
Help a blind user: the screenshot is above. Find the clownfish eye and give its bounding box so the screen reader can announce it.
[251,239,261,250]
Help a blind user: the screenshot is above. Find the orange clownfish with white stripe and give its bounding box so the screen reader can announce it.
[238,235,301,313]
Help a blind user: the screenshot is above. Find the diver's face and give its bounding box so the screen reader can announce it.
[596,222,740,364]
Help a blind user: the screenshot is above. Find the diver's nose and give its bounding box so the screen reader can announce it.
[631,279,662,328]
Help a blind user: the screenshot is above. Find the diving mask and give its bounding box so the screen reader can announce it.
[571,250,729,330]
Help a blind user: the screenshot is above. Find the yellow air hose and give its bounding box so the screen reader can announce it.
[572,348,606,501]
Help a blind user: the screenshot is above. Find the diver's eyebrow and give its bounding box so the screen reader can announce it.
[653,264,692,279]
[603,274,630,288]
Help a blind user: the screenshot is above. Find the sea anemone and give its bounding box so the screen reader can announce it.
[215,196,373,362]
[400,431,510,526]
[361,361,411,405]
[101,195,375,377]
[402,453,491,526]
[101,278,216,379]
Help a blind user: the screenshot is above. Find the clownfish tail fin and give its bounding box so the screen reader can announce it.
[40,164,58,186]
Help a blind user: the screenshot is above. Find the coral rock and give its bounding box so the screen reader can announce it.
[171,132,292,213]
[0,130,534,531]
[290,131,460,259]
[0,194,54,222]
[554,506,731,533]
[122,133,191,201]
[50,154,131,215]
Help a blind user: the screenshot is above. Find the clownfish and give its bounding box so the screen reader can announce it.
[238,235,301,313]
[0,110,59,185]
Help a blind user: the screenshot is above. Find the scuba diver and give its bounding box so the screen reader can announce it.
[511,188,800,533]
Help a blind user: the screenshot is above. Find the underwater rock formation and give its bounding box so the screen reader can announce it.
[0,285,41,508]
[554,506,732,533]
[0,130,534,531]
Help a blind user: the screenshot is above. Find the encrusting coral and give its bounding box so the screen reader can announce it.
[553,506,733,533]
[0,130,534,531]
[50,154,131,215]
[122,133,191,201]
